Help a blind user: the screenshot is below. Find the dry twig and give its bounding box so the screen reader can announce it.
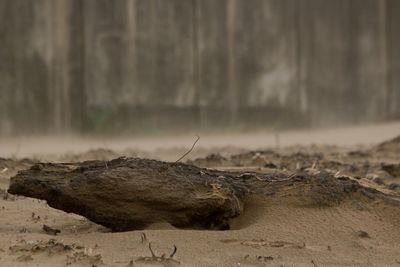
[175,135,200,163]
[43,224,61,235]
[169,245,177,258]
[148,243,156,258]
[136,243,180,266]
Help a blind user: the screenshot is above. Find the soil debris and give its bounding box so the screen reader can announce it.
[357,230,371,238]
[66,251,103,265]
[382,164,400,178]
[257,255,274,261]
[43,224,61,235]
[135,243,180,267]
[9,239,72,255]
[16,254,33,262]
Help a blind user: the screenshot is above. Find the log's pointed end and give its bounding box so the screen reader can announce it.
[7,175,25,195]
[7,181,22,195]
[7,173,51,200]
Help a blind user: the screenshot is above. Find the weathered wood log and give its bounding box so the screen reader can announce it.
[9,157,248,231]
[7,157,399,231]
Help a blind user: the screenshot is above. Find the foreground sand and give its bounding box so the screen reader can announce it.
[0,124,400,266]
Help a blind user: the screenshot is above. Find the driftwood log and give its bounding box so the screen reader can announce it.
[7,157,398,231]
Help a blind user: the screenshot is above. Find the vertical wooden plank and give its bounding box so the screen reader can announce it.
[125,0,137,104]
[351,0,387,123]
[226,0,238,123]
[53,0,70,132]
[387,0,400,116]
[68,0,87,132]
[378,0,389,118]
[0,1,15,134]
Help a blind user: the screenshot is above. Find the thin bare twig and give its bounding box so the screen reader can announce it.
[169,245,177,258]
[136,243,180,265]
[148,243,156,258]
[175,135,200,163]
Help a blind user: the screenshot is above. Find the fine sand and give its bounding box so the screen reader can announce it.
[0,123,400,266]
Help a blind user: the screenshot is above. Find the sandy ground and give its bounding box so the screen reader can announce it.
[0,122,400,266]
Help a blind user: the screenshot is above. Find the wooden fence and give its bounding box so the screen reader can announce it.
[0,0,399,134]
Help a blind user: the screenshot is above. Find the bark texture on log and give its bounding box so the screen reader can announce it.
[7,157,398,231]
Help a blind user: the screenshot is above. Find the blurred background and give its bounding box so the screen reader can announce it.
[0,0,399,136]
